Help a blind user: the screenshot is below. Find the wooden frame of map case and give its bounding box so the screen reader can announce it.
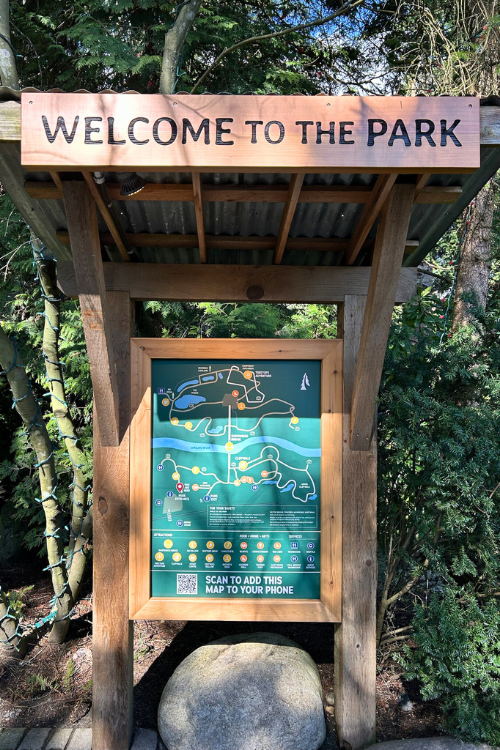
[129,338,342,622]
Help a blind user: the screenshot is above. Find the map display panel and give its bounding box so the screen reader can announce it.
[151,359,321,599]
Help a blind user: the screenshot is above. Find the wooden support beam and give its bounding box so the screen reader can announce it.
[191,172,207,263]
[335,295,377,750]
[350,183,415,450]
[49,171,64,194]
[24,179,463,205]
[414,174,429,199]
[56,230,419,256]
[57,261,418,304]
[274,174,305,264]
[82,173,131,262]
[62,181,120,446]
[345,173,398,266]
[93,290,134,750]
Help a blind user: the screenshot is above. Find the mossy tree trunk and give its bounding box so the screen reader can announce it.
[0,326,74,642]
[33,239,93,642]
[0,588,27,657]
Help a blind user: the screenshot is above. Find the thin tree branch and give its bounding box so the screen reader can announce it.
[190,0,366,93]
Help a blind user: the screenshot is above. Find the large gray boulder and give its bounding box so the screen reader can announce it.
[158,632,326,750]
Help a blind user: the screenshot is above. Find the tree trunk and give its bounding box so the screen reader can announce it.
[160,0,203,94]
[0,327,74,642]
[0,0,19,89]
[452,180,495,330]
[33,238,92,640]
[0,588,27,657]
[452,0,498,330]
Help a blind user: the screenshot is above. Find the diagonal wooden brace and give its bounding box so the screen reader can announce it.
[62,181,120,446]
[350,183,415,450]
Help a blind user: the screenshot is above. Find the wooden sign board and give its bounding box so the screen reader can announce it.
[129,338,342,622]
[21,93,480,173]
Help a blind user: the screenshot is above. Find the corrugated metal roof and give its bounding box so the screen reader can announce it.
[20,166,500,267]
[2,89,499,267]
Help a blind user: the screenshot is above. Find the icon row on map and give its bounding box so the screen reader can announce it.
[155,551,315,565]
[160,538,315,552]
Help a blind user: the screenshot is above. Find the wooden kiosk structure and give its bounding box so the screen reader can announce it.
[1,89,500,750]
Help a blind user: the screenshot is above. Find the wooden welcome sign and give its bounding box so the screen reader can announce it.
[21,93,480,172]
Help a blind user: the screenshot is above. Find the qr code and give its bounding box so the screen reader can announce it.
[177,573,198,595]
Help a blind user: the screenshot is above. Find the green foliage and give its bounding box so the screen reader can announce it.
[378,224,500,742]
[0,194,92,554]
[402,591,500,744]
[63,658,75,689]
[199,303,283,338]
[26,673,54,695]
[9,0,371,95]
[4,586,33,619]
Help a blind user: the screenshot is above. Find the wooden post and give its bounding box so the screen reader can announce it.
[350,184,415,450]
[334,295,377,750]
[93,291,134,750]
[62,181,120,447]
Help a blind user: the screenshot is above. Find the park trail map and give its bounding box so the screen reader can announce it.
[151,359,321,599]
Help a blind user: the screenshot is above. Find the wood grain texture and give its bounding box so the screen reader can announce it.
[8,100,496,151]
[350,184,415,450]
[346,173,398,265]
[129,340,152,618]
[57,262,419,305]
[132,599,338,622]
[478,105,500,145]
[334,295,377,750]
[21,93,480,172]
[25,180,462,205]
[191,172,206,263]
[129,339,342,623]
[82,173,131,262]
[62,182,120,446]
[274,173,305,264]
[320,346,343,618]
[93,291,134,750]
[0,101,21,141]
[4,102,500,153]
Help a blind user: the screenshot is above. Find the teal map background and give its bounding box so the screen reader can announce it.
[151,359,321,599]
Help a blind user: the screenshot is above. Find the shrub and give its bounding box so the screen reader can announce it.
[402,590,500,745]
